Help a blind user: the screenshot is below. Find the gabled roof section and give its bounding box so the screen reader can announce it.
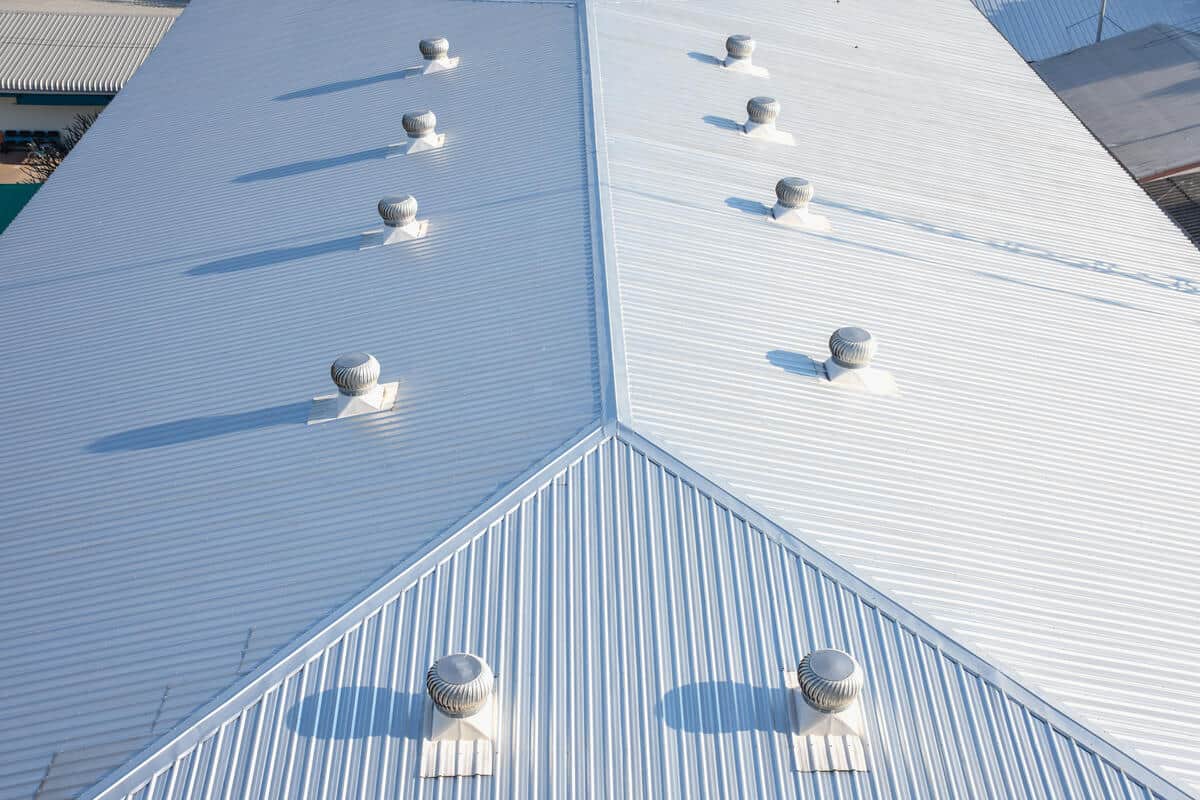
[588,0,1200,792]
[0,0,600,797]
[86,431,1183,800]
[0,10,174,94]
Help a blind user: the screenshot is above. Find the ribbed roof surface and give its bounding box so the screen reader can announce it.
[592,0,1200,792]
[970,0,1199,61]
[0,10,173,94]
[88,433,1178,800]
[0,0,599,797]
[2,0,1197,797]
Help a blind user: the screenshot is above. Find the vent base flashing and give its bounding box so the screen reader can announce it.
[785,670,869,772]
[822,360,897,395]
[741,120,794,145]
[419,695,497,777]
[388,133,445,157]
[422,56,460,75]
[771,203,831,231]
[360,221,428,248]
[723,57,769,77]
[308,381,399,424]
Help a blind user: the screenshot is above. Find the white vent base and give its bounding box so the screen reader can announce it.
[422,56,460,75]
[771,204,831,232]
[308,381,398,424]
[723,57,769,77]
[785,670,869,773]
[420,695,497,778]
[822,361,898,396]
[387,133,445,157]
[742,121,794,146]
[359,221,428,249]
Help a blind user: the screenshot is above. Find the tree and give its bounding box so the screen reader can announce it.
[21,110,101,184]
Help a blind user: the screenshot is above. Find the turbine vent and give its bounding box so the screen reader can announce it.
[722,33,768,76]
[418,36,459,74]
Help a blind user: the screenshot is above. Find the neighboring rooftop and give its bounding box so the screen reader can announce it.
[1035,24,1200,181]
[971,0,1200,61]
[0,0,1198,798]
[0,9,175,94]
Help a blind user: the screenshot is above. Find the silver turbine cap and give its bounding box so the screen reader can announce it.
[828,327,876,369]
[402,110,437,138]
[419,37,449,60]
[798,648,864,713]
[746,96,780,124]
[427,652,494,718]
[776,177,814,209]
[378,195,418,227]
[330,352,380,396]
[725,34,755,60]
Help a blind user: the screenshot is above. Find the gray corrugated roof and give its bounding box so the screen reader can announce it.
[970,0,1200,61]
[1034,24,1200,180]
[0,0,599,797]
[0,10,173,94]
[85,432,1180,800]
[1,0,1198,797]
[589,0,1200,792]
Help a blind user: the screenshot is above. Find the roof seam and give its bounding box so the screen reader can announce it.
[578,0,630,426]
[614,420,1194,800]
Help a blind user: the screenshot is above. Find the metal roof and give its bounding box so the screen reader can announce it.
[1144,172,1200,245]
[1034,24,1200,180]
[0,0,599,797]
[1,0,1198,797]
[589,0,1200,793]
[0,10,174,94]
[84,432,1180,800]
[970,0,1200,61]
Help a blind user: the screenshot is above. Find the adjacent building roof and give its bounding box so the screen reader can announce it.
[1144,171,1200,245]
[1,0,1198,798]
[970,0,1200,61]
[1035,24,1200,180]
[0,10,174,94]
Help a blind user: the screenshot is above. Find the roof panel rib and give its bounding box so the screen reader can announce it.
[0,0,600,797]
[591,0,1200,792]
[88,433,1179,800]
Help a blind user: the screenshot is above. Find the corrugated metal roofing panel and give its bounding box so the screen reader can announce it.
[1144,173,1200,247]
[0,11,173,94]
[0,0,600,797]
[970,0,1200,61]
[591,0,1200,793]
[90,434,1179,800]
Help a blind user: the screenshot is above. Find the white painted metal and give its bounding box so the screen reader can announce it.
[590,0,1200,793]
[93,435,1179,800]
[0,0,600,796]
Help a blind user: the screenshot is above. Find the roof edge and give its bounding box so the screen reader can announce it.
[80,421,609,800]
[616,421,1194,800]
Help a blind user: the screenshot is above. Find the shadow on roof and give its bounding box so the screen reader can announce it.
[975,271,1145,310]
[187,235,360,275]
[702,114,742,132]
[766,349,822,377]
[687,51,722,66]
[88,402,309,452]
[274,68,421,101]
[658,681,789,734]
[817,197,1200,294]
[233,147,390,183]
[287,687,423,740]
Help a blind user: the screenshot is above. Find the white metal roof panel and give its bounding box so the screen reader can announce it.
[0,10,173,94]
[1034,25,1200,180]
[592,0,1200,793]
[970,0,1200,61]
[0,0,599,797]
[87,433,1180,800]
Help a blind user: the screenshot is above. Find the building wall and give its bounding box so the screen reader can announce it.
[0,95,108,137]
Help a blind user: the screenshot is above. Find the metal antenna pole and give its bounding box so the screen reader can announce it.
[1096,0,1108,42]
